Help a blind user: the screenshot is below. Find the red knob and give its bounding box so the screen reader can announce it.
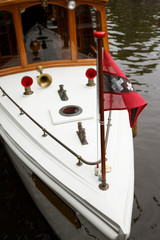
[86,68,97,79]
[21,76,33,87]
[94,31,106,38]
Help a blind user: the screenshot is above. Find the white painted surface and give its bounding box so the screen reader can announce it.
[0,66,134,240]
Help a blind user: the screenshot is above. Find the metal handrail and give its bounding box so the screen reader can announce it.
[0,87,101,166]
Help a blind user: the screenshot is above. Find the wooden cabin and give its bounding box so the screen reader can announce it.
[0,0,109,77]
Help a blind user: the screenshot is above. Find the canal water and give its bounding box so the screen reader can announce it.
[107,0,160,239]
[0,0,160,239]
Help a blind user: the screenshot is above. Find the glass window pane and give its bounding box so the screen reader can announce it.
[21,4,71,63]
[76,5,102,59]
[0,11,20,69]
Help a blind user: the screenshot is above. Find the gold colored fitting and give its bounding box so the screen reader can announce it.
[86,78,95,87]
[24,87,33,95]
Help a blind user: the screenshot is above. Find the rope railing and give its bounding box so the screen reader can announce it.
[0,87,101,166]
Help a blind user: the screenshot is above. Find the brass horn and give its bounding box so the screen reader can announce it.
[36,66,52,88]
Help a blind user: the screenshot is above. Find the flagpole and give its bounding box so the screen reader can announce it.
[94,31,109,191]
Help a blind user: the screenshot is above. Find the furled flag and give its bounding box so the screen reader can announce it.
[102,49,147,127]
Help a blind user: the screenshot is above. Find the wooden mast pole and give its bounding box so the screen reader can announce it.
[94,31,109,191]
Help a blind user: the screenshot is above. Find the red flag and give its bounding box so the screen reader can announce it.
[103,49,147,127]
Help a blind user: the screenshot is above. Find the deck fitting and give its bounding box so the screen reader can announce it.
[58,85,68,101]
[19,108,24,115]
[99,181,109,191]
[76,159,83,166]
[42,128,47,137]
[77,122,88,145]
[2,90,6,97]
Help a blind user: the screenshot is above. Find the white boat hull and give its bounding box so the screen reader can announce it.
[1,131,127,240]
[0,66,134,240]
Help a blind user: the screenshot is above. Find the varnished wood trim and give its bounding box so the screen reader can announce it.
[32,173,81,228]
[69,9,77,62]
[72,1,109,52]
[0,0,109,8]
[0,60,96,77]
[13,6,28,67]
[77,59,96,64]
[19,0,68,11]
[0,0,108,76]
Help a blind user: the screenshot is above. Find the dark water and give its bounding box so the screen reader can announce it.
[106,0,160,239]
[0,0,160,239]
[0,141,59,240]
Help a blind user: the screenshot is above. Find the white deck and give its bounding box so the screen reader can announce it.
[0,66,134,239]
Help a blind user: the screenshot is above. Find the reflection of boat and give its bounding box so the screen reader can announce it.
[0,1,134,239]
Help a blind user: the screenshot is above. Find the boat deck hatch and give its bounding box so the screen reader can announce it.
[59,105,82,117]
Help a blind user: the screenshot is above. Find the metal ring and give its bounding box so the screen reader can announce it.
[59,105,82,117]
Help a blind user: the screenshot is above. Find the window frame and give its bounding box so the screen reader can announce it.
[0,0,109,76]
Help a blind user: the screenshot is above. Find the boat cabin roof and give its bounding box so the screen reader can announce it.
[0,0,109,77]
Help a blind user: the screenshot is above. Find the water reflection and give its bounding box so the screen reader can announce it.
[132,194,142,224]
[106,0,160,80]
[107,1,160,240]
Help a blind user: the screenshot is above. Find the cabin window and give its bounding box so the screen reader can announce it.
[76,5,101,59]
[21,4,71,64]
[0,11,20,70]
